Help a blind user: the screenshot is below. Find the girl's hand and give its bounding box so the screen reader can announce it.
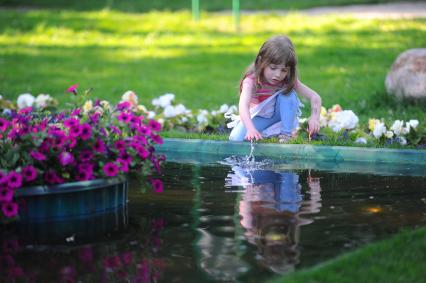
[245,128,263,141]
[308,116,320,135]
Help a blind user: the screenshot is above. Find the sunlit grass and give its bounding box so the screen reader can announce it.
[0,9,425,123]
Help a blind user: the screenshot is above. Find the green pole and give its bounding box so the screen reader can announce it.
[232,0,240,31]
[192,0,200,21]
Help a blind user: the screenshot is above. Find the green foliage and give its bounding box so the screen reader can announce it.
[267,226,426,283]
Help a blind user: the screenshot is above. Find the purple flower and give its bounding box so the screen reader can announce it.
[150,179,164,193]
[59,151,75,166]
[22,165,37,182]
[89,112,100,124]
[0,188,14,202]
[0,171,7,184]
[138,126,151,136]
[117,112,132,123]
[137,147,149,159]
[116,101,131,111]
[69,125,82,138]
[44,170,60,184]
[67,84,78,95]
[93,139,106,153]
[103,162,119,177]
[119,152,133,164]
[151,134,163,145]
[76,163,94,181]
[103,255,121,270]
[0,117,10,132]
[79,247,94,263]
[79,150,93,162]
[7,171,22,189]
[2,202,18,218]
[149,119,162,132]
[63,118,80,128]
[110,125,121,135]
[114,140,126,152]
[80,124,92,140]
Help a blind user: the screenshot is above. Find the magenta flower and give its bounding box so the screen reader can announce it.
[7,171,22,189]
[117,112,132,123]
[103,162,119,177]
[44,170,60,184]
[116,101,131,111]
[138,126,151,136]
[0,188,14,202]
[22,165,37,182]
[151,134,163,145]
[79,247,94,263]
[137,147,149,159]
[114,140,126,152]
[79,150,94,162]
[0,117,10,132]
[0,171,7,184]
[151,179,164,193]
[149,119,162,132]
[103,255,121,270]
[64,117,80,128]
[2,202,18,218]
[67,84,78,95]
[59,151,75,166]
[94,139,106,153]
[119,152,133,164]
[80,124,92,140]
[69,125,82,138]
[30,151,46,161]
[110,125,121,135]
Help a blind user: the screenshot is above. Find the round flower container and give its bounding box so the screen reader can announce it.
[15,177,128,221]
[13,177,129,243]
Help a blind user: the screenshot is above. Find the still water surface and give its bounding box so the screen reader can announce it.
[1,159,426,283]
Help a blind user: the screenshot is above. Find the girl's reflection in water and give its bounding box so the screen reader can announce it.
[226,167,322,274]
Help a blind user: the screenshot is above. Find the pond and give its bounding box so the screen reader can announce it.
[1,156,426,283]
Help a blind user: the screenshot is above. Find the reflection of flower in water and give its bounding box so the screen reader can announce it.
[0,218,166,282]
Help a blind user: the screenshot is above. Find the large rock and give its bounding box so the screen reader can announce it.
[385,48,426,101]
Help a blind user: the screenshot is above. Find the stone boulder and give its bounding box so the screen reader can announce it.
[385,48,426,101]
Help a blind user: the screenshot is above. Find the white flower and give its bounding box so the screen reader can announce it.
[197,109,209,125]
[121,91,138,106]
[100,100,111,111]
[147,111,156,119]
[408,120,419,130]
[327,110,359,132]
[34,94,52,109]
[219,104,229,113]
[152,93,175,108]
[372,121,387,138]
[174,104,188,116]
[211,110,218,116]
[401,126,410,135]
[163,105,177,118]
[83,100,93,113]
[390,120,404,136]
[180,117,188,123]
[17,93,35,109]
[136,104,147,112]
[397,136,407,146]
[355,137,367,144]
[385,131,394,139]
[0,95,3,100]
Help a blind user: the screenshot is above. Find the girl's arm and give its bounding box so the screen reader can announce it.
[239,78,263,141]
[294,80,322,135]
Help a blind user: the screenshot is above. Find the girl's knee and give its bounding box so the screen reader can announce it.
[278,90,298,106]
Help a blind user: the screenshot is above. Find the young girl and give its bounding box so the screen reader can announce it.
[229,35,322,142]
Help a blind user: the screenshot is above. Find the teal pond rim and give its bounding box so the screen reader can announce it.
[158,138,426,176]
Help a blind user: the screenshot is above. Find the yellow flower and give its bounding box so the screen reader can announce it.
[83,100,93,113]
[368,118,379,131]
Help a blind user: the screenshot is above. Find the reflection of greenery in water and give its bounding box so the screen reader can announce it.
[1,161,425,282]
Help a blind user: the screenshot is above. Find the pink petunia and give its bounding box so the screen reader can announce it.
[30,151,46,161]
[0,171,7,184]
[7,171,22,189]
[0,117,10,132]
[63,117,80,128]
[59,151,75,166]
[117,112,132,123]
[67,84,78,95]
[103,162,119,177]
[93,139,106,153]
[21,165,37,182]
[2,202,19,218]
[79,150,94,162]
[149,119,162,132]
[114,140,126,152]
[151,134,163,145]
[69,125,82,138]
[80,124,92,140]
[150,179,163,193]
[0,188,14,202]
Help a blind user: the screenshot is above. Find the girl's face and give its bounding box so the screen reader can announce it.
[263,64,289,85]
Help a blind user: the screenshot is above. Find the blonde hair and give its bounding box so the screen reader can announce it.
[241,35,298,94]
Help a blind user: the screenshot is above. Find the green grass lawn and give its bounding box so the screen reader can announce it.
[0,0,420,12]
[0,7,425,125]
[268,225,426,283]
